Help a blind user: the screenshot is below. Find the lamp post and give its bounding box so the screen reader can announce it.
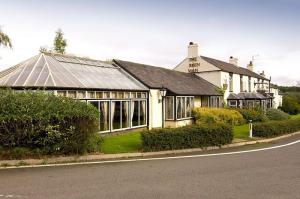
[160,87,167,128]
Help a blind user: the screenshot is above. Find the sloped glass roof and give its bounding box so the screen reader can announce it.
[0,53,148,91]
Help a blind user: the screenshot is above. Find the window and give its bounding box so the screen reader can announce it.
[165,96,174,120]
[57,90,67,97]
[99,101,110,132]
[176,96,194,119]
[103,92,110,98]
[96,92,102,99]
[131,100,147,127]
[228,100,237,108]
[229,73,233,92]
[248,77,251,92]
[77,91,85,99]
[201,96,209,107]
[110,92,117,98]
[240,75,243,92]
[186,97,193,117]
[117,92,124,99]
[68,91,76,98]
[87,91,95,99]
[210,96,220,108]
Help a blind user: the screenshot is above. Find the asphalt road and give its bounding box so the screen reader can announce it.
[0,135,300,199]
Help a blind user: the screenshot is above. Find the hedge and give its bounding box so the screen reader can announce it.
[234,108,268,122]
[193,107,245,125]
[253,119,300,138]
[141,123,233,151]
[0,89,101,155]
[266,108,290,121]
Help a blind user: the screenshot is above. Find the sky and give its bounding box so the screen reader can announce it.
[0,0,299,86]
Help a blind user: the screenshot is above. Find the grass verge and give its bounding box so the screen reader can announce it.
[101,131,142,154]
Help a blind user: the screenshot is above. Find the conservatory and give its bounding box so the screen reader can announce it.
[0,53,149,133]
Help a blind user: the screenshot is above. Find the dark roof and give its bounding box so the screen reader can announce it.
[0,53,148,91]
[227,93,241,100]
[228,92,271,100]
[201,56,269,81]
[270,83,278,88]
[114,60,222,96]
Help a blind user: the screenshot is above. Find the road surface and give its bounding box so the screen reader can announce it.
[0,135,300,199]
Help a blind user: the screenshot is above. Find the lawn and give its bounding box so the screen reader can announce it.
[101,125,254,154]
[101,131,142,154]
[233,124,251,140]
[290,113,300,120]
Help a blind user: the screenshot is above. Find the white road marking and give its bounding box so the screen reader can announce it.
[1,139,300,170]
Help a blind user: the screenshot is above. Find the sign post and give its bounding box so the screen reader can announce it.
[249,120,253,138]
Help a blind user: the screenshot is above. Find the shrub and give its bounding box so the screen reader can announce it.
[0,89,100,155]
[253,119,300,138]
[193,107,245,125]
[266,108,290,121]
[234,108,268,122]
[280,95,300,115]
[141,123,233,151]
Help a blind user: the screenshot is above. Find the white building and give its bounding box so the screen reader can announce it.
[174,42,280,110]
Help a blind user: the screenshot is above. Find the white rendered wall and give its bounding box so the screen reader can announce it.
[149,89,162,129]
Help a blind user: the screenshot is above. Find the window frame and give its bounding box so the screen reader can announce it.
[176,96,194,120]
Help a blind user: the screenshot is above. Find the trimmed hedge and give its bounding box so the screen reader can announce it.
[253,119,300,138]
[266,108,290,121]
[193,107,245,125]
[141,123,233,151]
[0,89,100,155]
[234,108,268,122]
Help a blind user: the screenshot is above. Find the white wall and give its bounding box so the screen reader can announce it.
[270,87,283,109]
[174,57,220,73]
[196,71,222,87]
[149,89,162,129]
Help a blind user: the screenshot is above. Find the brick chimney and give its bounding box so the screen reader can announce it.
[247,61,253,71]
[188,42,198,58]
[229,56,238,66]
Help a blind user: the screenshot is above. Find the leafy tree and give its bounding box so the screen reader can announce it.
[280,95,300,115]
[0,27,12,48]
[53,28,67,54]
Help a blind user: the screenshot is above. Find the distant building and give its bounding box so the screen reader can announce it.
[174,42,281,110]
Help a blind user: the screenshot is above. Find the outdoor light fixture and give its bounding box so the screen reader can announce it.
[160,87,167,98]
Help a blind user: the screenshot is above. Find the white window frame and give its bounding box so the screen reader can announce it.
[165,96,175,120]
[176,96,194,120]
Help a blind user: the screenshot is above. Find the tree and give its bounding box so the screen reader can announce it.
[0,27,12,48]
[53,29,67,54]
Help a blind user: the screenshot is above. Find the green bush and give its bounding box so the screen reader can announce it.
[0,89,100,155]
[193,107,245,125]
[280,95,300,115]
[266,108,290,121]
[253,119,300,138]
[234,108,268,122]
[141,123,233,151]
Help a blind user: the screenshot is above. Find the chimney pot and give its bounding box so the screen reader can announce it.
[229,56,238,66]
[247,61,254,71]
[188,42,198,58]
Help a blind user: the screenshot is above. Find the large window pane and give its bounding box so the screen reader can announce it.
[112,101,121,130]
[186,97,192,117]
[100,101,109,132]
[181,97,186,118]
[122,101,130,128]
[177,97,182,119]
[166,97,174,120]
[140,100,146,125]
[132,101,139,126]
